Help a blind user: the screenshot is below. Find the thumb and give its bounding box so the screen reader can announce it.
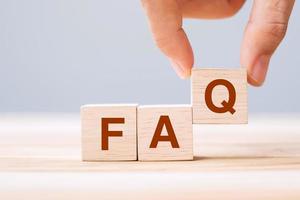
[241,0,295,86]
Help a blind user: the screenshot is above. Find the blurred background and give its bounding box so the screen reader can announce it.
[0,0,299,113]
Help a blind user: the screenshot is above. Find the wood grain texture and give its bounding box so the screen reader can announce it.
[81,104,137,161]
[138,105,193,161]
[1,114,300,200]
[191,68,248,124]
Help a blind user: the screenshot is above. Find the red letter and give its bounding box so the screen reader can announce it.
[101,118,125,150]
[205,79,236,114]
[150,115,179,148]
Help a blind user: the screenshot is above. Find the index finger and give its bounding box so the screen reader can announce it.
[141,0,193,79]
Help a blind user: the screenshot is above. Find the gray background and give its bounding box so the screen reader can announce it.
[0,1,299,113]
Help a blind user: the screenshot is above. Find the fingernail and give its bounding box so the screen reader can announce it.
[170,59,188,79]
[248,55,270,86]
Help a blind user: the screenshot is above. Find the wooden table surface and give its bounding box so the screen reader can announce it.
[1,113,300,199]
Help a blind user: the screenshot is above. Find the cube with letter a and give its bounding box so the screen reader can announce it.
[191,68,248,124]
[138,105,193,161]
[81,104,137,161]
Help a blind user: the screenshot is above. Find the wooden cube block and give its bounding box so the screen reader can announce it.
[191,68,248,124]
[138,105,193,161]
[81,104,137,161]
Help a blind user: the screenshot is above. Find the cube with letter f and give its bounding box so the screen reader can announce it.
[81,104,137,161]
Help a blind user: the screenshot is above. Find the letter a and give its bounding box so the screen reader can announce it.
[149,115,180,148]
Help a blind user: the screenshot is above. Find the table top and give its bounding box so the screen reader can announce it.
[1,113,300,199]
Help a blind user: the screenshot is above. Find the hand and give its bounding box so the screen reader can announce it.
[141,0,295,86]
